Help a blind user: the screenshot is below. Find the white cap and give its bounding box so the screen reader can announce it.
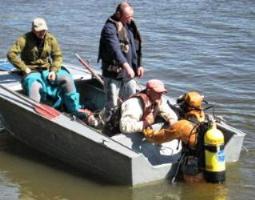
[32,17,48,31]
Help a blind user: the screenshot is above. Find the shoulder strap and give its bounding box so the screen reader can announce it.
[108,17,129,44]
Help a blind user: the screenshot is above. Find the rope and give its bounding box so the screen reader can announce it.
[171,151,186,184]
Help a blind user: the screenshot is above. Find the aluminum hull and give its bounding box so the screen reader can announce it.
[0,60,246,185]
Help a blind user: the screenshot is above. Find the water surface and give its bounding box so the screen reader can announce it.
[0,0,254,199]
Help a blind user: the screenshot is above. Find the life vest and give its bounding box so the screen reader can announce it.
[132,91,157,122]
[102,91,154,136]
[108,17,130,53]
[98,16,142,72]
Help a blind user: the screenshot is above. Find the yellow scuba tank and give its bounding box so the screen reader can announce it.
[204,120,225,183]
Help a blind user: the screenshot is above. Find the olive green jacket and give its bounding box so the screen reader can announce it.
[7,31,62,73]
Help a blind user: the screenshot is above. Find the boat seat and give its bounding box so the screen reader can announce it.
[111,130,181,166]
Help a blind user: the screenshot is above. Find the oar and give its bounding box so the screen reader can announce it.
[0,84,60,120]
[75,54,123,104]
[75,53,104,85]
[76,55,144,93]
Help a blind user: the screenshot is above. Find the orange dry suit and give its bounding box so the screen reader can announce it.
[143,91,205,147]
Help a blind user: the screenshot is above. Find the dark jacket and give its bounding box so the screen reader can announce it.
[98,15,142,79]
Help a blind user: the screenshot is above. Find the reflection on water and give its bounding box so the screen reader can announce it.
[0,137,131,200]
[0,134,235,200]
[0,175,19,200]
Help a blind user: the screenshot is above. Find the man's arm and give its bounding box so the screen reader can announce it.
[7,36,29,73]
[49,35,63,72]
[158,97,178,126]
[119,98,144,133]
[102,23,135,78]
[102,23,127,65]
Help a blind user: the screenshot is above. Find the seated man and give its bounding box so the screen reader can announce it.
[143,91,206,147]
[7,17,89,120]
[119,79,178,134]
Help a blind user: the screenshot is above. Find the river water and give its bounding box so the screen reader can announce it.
[0,0,254,199]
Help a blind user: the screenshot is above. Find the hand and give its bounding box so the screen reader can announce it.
[143,112,155,128]
[137,66,144,78]
[143,127,154,137]
[123,62,135,78]
[24,67,31,74]
[48,71,56,81]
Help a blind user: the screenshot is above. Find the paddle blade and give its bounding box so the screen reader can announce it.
[34,103,61,119]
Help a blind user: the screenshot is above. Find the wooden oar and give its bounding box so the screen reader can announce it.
[75,53,104,85]
[75,53,123,104]
[0,84,60,120]
[33,103,60,119]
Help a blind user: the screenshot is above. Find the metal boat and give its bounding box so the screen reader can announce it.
[0,59,245,185]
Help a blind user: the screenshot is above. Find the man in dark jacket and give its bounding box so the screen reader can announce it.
[98,2,144,120]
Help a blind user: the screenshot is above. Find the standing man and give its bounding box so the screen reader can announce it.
[98,2,144,120]
[7,17,90,119]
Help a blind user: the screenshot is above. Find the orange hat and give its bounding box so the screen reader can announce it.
[146,79,167,93]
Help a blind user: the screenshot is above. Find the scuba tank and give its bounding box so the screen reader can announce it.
[204,117,225,183]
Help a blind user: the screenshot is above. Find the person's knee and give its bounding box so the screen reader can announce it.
[31,81,42,89]
[58,75,75,92]
[59,75,73,84]
[29,81,42,102]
